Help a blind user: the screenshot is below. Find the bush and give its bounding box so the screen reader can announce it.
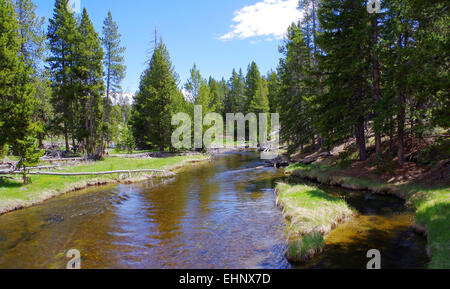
[338,150,353,168]
[0,144,8,160]
[117,126,135,153]
[374,153,395,175]
[415,138,450,165]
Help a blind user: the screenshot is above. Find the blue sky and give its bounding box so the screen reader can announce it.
[35,0,303,94]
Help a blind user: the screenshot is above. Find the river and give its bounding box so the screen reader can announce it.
[0,152,428,269]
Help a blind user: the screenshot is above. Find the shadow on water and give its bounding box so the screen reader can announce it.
[286,177,429,269]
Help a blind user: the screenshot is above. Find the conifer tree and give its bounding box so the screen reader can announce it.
[208,77,223,115]
[74,8,105,157]
[267,71,280,113]
[249,76,270,114]
[316,0,372,160]
[218,77,229,116]
[131,40,184,151]
[47,0,78,152]
[277,22,315,150]
[245,62,262,113]
[0,0,42,183]
[101,11,126,150]
[15,0,49,149]
[15,0,45,68]
[184,64,203,103]
[196,81,215,115]
[102,11,126,101]
[226,68,246,113]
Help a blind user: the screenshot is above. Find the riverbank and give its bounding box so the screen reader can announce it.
[275,182,355,263]
[285,162,449,269]
[0,155,210,216]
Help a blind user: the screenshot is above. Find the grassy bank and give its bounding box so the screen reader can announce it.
[0,155,209,215]
[285,162,450,269]
[275,182,355,263]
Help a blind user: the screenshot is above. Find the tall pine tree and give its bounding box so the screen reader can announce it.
[131,39,184,151]
[0,0,42,182]
[74,8,105,157]
[47,0,78,152]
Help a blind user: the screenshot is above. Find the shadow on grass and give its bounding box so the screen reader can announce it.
[0,178,23,189]
[417,202,450,269]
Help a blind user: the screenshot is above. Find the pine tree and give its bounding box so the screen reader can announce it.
[218,77,229,116]
[196,81,215,115]
[74,8,105,157]
[316,0,372,161]
[245,62,262,113]
[226,68,246,113]
[0,0,42,183]
[47,0,78,152]
[101,11,126,150]
[208,77,223,115]
[277,22,315,150]
[184,64,203,103]
[15,0,48,149]
[249,76,270,114]
[15,0,45,68]
[102,11,126,101]
[33,71,53,149]
[267,70,280,113]
[131,39,184,151]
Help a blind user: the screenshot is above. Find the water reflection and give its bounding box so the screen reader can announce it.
[0,153,428,269]
[0,153,288,269]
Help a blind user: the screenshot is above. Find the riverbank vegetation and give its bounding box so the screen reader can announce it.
[285,160,449,268]
[272,0,448,269]
[0,154,209,215]
[275,183,355,263]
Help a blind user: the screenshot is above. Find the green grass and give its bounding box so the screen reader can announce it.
[286,162,450,269]
[407,186,450,269]
[0,155,208,214]
[275,182,355,263]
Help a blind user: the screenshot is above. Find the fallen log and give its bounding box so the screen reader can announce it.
[0,169,176,177]
[41,158,86,163]
[109,153,152,158]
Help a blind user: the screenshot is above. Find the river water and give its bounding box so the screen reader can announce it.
[0,152,428,269]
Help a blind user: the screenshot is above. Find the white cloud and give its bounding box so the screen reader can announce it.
[220,0,303,41]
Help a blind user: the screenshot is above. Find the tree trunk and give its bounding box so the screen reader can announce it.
[356,118,367,161]
[396,32,408,166]
[317,134,323,150]
[372,16,383,158]
[38,132,44,149]
[375,133,382,158]
[71,130,76,154]
[64,122,69,153]
[397,103,405,165]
